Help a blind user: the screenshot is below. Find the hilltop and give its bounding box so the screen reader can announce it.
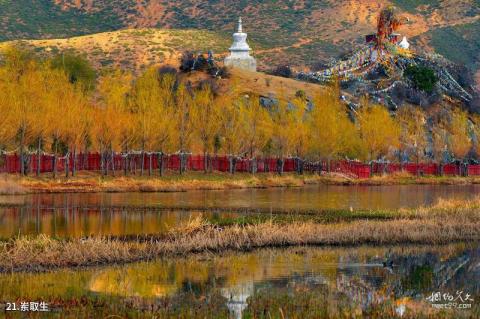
[0,0,478,81]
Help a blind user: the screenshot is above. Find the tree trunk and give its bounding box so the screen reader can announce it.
[297,158,304,175]
[83,151,88,171]
[111,151,115,176]
[100,151,104,176]
[65,150,69,178]
[124,153,128,176]
[416,157,420,177]
[36,137,41,177]
[229,156,236,174]
[251,158,257,174]
[18,127,26,175]
[105,151,110,176]
[277,158,284,175]
[148,153,153,176]
[180,152,188,175]
[72,147,77,177]
[141,149,145,176]
[53,140,58,178]
[204,151,208,174]
[158,153,164,176]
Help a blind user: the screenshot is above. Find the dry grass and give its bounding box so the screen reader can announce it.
[0,175,27,195]
[2,198,479,272]
[321,171,480,186]
[6,170,480,194]
[9,172,323,193]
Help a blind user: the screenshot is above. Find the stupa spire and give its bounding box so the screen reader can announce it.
[238,17,243,33]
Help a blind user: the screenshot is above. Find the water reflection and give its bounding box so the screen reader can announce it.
[0,244,477,317]
[1,184,480,238]
[0,205,239,239]
[2,184,480,211]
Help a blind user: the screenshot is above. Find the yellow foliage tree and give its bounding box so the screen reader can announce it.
[449,108,471,161]
[357,102,400,163]
[220,95,245,174]
[396,106,428,168]
[308,87,359,171]
[240,96,273,173]
[191,85,222,172]
[271,96,296,174]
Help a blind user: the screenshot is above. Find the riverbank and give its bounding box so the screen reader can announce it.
[1,198,479,272]
[1,171,480,195]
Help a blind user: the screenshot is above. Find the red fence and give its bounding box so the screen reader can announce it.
[1,153,479,178]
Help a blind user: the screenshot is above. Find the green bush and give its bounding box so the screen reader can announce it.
[404,65,438,93]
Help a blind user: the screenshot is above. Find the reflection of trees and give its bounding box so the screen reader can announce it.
[1,243,478,317]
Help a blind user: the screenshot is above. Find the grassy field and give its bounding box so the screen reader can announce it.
[1,197,479,272]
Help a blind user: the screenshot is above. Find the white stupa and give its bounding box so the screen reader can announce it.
[399,36,410,49]
[224,17,257,72]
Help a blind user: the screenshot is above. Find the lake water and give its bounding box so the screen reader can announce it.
[0,244,478,318]
[1,184,480,238]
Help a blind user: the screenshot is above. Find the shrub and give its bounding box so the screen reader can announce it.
[51,52,96,90]
[272,65,293,78]
[179,51,195,72]
[404,65,438,93]
[158,65,178,76]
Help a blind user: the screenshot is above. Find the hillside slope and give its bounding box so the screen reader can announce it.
[0,0,478,75]
[0,29,230,71]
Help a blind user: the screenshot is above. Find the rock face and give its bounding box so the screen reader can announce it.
[224,17,257,72]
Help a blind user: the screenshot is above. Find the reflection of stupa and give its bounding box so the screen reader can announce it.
[221,282,254,319]
[224,17,257,72]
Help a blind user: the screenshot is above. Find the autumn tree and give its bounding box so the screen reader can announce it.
[6,54,39,175]
[97,70,134,175]
[154,73,177,175]
[449,108,471,160]
[357,101,400,167]
[448,108,471,176]
[63,89,92,177]
[289,95,311,173]
[270,96,296,174]
[132,68,164,175]
[431,111,450,175]
[240,96,272,173]
[174,82,194,174]
[396,106,428,170]
[220,95,245,174]
[308,86,359,171]
[191,85,222,172]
